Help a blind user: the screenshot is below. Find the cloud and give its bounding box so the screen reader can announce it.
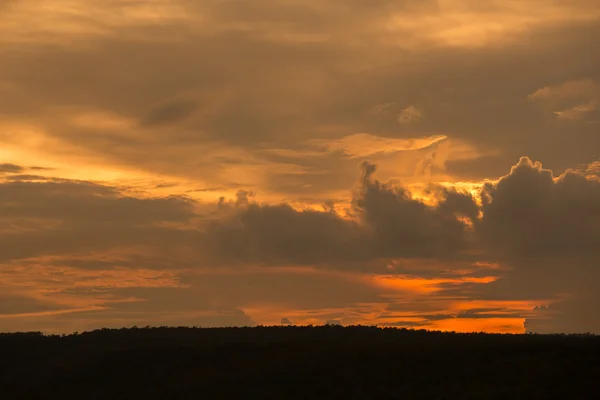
[385,0,600,48]
[0,163,52,176]
[553,101,598,120]
[0,260,393,332]
[587,161,600,177]
[529,79,600,121]
[0,159,487,331]
[528,79,599,102]
[477,156,600,263]
[0,0,191,46]
[0,156,599,332]
[0,159,480,272]
[202,162,477,268]
[398,106,423,124]
[1,0,598,188]
[353,162,477,259]
[0,177,198,263]
[140,100,199,127]
[473,156,600,332]
[310,133,446,158]
[455,308,524,319]
[204,196,367,267]
[0,293,65,315]
[0,163,24,173]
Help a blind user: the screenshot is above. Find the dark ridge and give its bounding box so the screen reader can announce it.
[1,326,599,399]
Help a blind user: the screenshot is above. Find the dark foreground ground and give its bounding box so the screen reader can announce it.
[1,326,599,399]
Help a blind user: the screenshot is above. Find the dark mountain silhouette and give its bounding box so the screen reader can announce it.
[1,325,599,399]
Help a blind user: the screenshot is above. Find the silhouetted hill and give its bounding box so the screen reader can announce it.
[1,326,599,399]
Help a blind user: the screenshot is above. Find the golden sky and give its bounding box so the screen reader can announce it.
[1,0,599,334]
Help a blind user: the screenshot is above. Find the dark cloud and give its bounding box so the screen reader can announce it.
[0,162,478,270]
[0,179,194,223]
[0,163,24,173]
[455,308,524,319]
[432,186,480,221]
[0,293,63,315]
[204,201,365,266]
[380,309,524,323]
[2,154,600,332]
[140,100,198,128]
[2,174,53,181]
[414,313,455,322]
[378,320,428,328]
[203,162,476,268]
[187,187,225,193]
[478,156,600,264]
[380,156,600,332]
[0,178,199,263]
[353,162,477,260]
[472,157,600,331]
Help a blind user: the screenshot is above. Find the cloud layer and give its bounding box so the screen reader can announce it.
[0,156,598,333]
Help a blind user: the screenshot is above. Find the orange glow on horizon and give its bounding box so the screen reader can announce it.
[371,275,498,294]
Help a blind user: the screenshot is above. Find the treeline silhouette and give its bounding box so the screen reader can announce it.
[1,325,599,399]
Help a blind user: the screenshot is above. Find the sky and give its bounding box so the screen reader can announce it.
[0,0,599,334]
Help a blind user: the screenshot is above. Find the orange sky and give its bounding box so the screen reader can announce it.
[1,0,600,334]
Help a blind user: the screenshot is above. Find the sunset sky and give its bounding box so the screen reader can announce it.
[1,0,599,334]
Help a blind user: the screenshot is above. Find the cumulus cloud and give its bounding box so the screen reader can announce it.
[478,156,600,263]
[474,156,600,332]
[202,161,477,268]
